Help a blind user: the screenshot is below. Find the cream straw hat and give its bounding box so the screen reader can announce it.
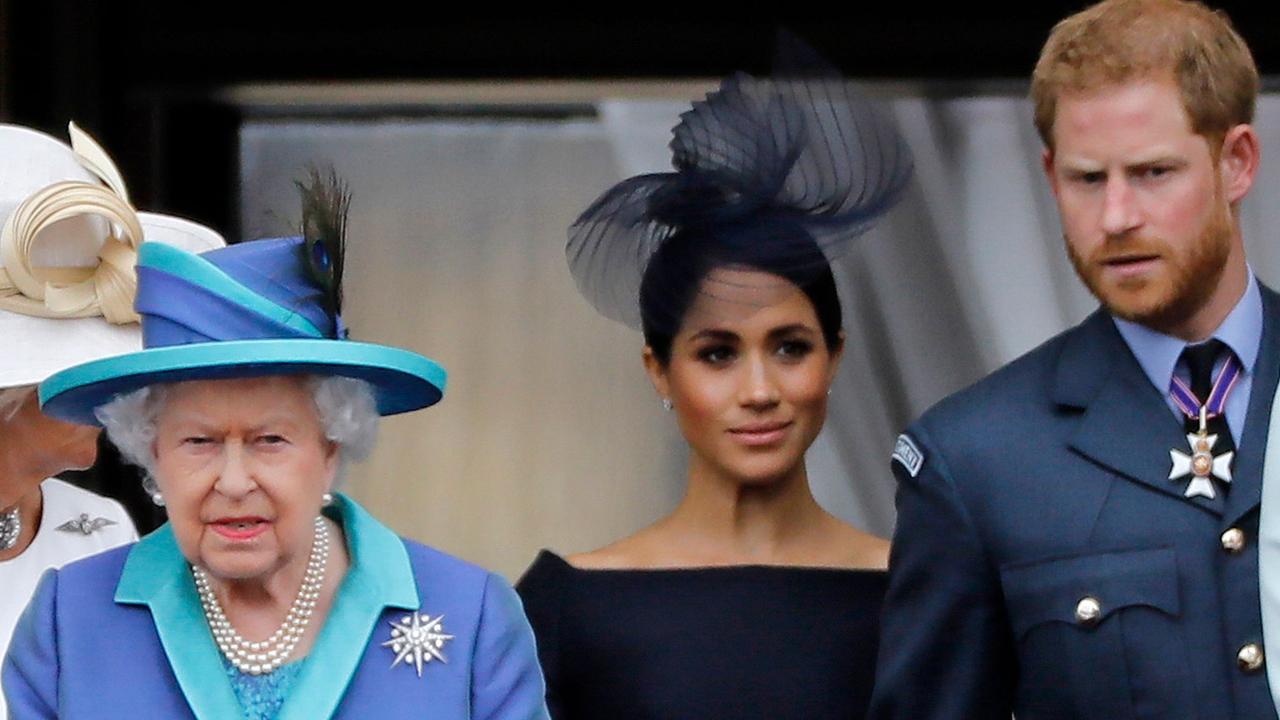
[0,122,224,391]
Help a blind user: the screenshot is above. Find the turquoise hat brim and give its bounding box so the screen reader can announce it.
[39,339,447,426]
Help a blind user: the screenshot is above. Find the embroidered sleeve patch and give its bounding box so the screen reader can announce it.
[893,434,924,477]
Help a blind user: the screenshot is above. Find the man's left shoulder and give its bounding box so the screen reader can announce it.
[1256,280,1280,340]
[914,320,1080,443]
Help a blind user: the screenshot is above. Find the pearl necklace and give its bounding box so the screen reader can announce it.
[193,516,330,675]
[0,505,20,551]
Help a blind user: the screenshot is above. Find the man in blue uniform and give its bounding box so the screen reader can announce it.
[870,1,1280,718]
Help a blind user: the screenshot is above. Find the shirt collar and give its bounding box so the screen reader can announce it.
[1113,268,1263,394]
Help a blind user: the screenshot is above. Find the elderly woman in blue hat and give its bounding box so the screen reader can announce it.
[2,176,548,720]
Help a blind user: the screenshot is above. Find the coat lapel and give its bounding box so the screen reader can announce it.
[114,525,243,720]
[1224,286,1280,527]
[1059,310,1226,515]
[114,497,421,720]
[276,494,420,720]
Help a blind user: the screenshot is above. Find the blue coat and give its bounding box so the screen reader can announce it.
[870,289,1280,720]
[2,495,549,719]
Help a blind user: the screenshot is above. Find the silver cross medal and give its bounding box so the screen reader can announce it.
[1169,406,1233,499]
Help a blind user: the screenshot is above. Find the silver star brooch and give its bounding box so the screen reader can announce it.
[382,611,455,677]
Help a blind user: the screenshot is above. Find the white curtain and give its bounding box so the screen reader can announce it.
[239,91,1280,578]
[241,119,687,581]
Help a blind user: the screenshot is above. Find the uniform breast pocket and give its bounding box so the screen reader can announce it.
[1000,547,1193,720]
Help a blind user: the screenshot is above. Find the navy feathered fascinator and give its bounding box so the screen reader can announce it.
[566,36,914,332]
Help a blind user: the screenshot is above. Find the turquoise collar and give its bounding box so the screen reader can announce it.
[116,494,420,720]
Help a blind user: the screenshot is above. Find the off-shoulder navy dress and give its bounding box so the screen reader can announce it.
[516,550,886,719]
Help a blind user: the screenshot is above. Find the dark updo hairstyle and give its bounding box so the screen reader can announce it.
[639,215,843,366]
[565,41,913,351]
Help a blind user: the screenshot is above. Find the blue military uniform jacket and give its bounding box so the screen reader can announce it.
[2,495,550,719]
[870,287,1280,720]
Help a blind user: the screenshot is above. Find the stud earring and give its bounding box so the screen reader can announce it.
[661,398,673,412]
[150,492,165,507]
[322,492,334,506]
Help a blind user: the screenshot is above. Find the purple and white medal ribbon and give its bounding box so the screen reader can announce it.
[1169,353,1241,421]
[1168,353,1241,500]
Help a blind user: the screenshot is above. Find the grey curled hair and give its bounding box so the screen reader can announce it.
[95,375,379,495]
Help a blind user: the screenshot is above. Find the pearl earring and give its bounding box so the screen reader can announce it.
[322,492,334,506]
[662,398,673,412]
[150,492,165,507]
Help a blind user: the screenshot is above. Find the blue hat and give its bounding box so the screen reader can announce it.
[39,235,446,426]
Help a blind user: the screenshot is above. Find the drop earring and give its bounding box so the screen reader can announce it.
[662,398,673,412]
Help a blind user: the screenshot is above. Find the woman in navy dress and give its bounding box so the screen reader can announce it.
[517,45,914,719]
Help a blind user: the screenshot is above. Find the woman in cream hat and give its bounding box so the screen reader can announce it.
[0,122,224,713]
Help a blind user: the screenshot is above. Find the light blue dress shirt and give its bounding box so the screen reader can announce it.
[1113,272,1263,446]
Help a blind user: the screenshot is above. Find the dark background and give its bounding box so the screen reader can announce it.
[7,3,1280,234]
[3,2,1278,531]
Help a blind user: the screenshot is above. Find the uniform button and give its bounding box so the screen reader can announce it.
[1075,596,1102,626]
[1238,643,1265,673]
[1222,528,1246,554]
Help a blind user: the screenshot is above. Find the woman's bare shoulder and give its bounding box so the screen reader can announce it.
[564,524,674,570]
[825,520,891,571]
